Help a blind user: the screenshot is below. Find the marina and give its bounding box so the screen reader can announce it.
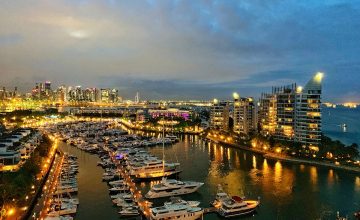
[46,121,213,219]
[34,119,360,220]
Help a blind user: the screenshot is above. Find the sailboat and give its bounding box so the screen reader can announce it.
[130,119,181,180]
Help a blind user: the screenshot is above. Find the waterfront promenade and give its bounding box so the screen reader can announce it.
[205,135,360,174]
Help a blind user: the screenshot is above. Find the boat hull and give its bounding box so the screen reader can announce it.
[146,185,202,199]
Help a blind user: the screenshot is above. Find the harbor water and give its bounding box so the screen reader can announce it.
[59,107,360,219]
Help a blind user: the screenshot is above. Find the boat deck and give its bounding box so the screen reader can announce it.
[204,207,217,214]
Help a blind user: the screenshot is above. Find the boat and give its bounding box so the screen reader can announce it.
[112,195,134,204]
[150,203,204,220]
[164,197,201,207]
[102,174,115,181]
[109,186,129,194]
[118,206,140,217]
[165,134,179,142]
[45,216,74,220]
[54,185,78,195]
[129,159,181,179]
[47,202,77,217]
[108,180,125,186]
[145,178,204,199]
[212,185,260,218]
[130,122,181,180]
[110,193,132,200]
[52,197,79,206]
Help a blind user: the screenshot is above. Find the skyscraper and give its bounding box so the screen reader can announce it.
[274,84,297,141]
[295,73,323,151]
[258,93,277,136]
[210,99,230,131]
[233,93,256,135]
[100,88,110,103]
[258,73,323,150]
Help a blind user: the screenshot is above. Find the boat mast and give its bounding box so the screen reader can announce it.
[162,117,165,173]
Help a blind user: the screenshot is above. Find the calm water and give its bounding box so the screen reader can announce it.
[59,108,360,220]
[322,107,360,146]
[59,143,119,220]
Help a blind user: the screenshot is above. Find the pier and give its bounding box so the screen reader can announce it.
[108,149,152,219]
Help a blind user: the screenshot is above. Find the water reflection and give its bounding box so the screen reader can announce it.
[328,169,335,186]
[122,127,360,219]
[252,156,257,169]
[263,159,269,175]
[310,167,318,186]
[274,161,282,180]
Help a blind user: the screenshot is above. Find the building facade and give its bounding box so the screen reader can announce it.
[294,73,323,151]
[148,108,191,121]
[274,84,297,141]
[233,93,256,135]
[210,99,229,131]
[258,73,323,149]
[258,93,277,136]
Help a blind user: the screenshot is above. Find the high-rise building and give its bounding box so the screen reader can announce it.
[0,87,6,100]
[258,73,323,150]
[233,93,256,135]
[55,85,67,103]
[274,84,297,141]
[109,89,119,103]
[295,73,323,151]
[100,88,110,103]
[210,99,230,131]
[45,81,51,92]
[135,92,140,104]
[258,93,277,136]
[83,88,98,102]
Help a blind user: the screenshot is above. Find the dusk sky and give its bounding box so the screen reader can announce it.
[0,0,360,102]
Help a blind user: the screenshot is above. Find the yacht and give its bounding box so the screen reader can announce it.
[130,122,181,180]
[145,178,204,199]
[47,202,77,217]
[118,206,140,217]
[165,134,179,142]
[164,197,201,207]
[110,193,133,200]
[212,186,260,217]
[108,179,125,187]
[109,186,129,194]
[52,197,79,206]
[150,203,204,220]
[45,216,73,220]
[129,159,181,179]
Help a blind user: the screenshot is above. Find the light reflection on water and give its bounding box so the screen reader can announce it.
[111,125,360,219]
[144,136,360,219]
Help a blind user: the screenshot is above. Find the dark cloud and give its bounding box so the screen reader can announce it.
[0,0,359,102]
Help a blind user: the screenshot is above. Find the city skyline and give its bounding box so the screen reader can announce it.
[1,1,360,102]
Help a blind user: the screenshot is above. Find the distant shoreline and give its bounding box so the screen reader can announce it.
[205,136,360,174]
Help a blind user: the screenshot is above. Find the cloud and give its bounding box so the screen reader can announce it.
[0,0,359,102]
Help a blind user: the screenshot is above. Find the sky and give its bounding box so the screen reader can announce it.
[0,0,360,102]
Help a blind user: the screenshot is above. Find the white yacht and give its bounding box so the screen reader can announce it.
[45,216,73,220]
[145,178,204,199]
[47,202,77,217]
[129,159,181,179]
[165,134,179,142]
[164,197,201,207]
[118,206,140,217]
[129,122,182,180]
[108,179,125,187]
[150,203,204,220]
[52,197,79,206]
[212,186,260,218]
